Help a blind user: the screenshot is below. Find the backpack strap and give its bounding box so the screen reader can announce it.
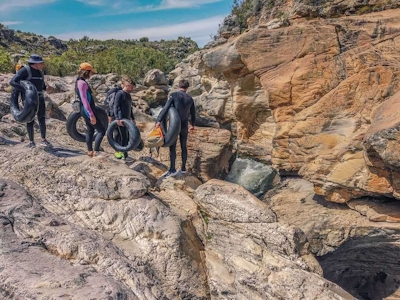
[23,65,44,81]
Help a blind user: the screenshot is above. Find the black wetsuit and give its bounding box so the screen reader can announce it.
[157,91,196,171]
[10,66,46,142]
[114,90,135,157]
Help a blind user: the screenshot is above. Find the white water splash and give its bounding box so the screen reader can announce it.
[225,158,277,197]
[149,106,163,119]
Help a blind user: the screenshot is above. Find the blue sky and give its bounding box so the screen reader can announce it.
[0,0,233,46]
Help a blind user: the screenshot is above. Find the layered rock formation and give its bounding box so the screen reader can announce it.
[170,7,400,203]
[264,178,400,299]
[0,129,352,298]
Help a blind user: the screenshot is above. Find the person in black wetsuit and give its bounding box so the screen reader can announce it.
[113,75,136,160]
[156,79,195,177]
[9,54,52,148]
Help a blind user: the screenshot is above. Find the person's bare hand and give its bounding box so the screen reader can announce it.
[189,126,195,133]
[90,115,97,125]
[155,122,160,128]
[117,119,124,126]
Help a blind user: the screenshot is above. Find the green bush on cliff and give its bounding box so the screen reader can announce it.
[44,46,175,80]
[232,0,263,31]
[0,25,199,78]
[0,48,13,73]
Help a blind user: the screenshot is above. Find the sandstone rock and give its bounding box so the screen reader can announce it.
[0,74,13,92]
[169,9,400,203]
[135,87,168,107]
[44,95,67,121]
[45,78,70,94]
[194,180,353,299]
[96,83,109,94]
[186,127,233,182]
[203,42,244,73]
[0,179,137,299]
[0,145,209,299]
[144,69,168,86]
[263,178,400,299]
[87,74,105,89]
[0,92,10,119]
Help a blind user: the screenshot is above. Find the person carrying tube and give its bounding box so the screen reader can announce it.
[76,62,106,157]
[113,75,136,161]
[156,79,195,178]
[9,54,52,148]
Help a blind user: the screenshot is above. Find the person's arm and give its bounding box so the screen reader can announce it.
[114,91,124,126]
[9,68,29,92]
[130,108,135,121]
[42,72,46,91]
[77,80,94,118]
[156,94,174,125]
[190,101,196,126]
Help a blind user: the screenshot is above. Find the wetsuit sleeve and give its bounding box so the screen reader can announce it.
[114,91,123,120]
[156,94,174,123]
[9,68,29,92]
[190,101,196,126]
[77,80,94,117]
[130,108,135,120]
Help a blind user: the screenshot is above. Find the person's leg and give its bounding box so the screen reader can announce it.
[82,111,94,152]
[93,116,105,152]
[37,96,52,147]
[37,96,46,139]
[119,126,128,158]
[169,141,177,173]
[27,120,35,147]
[180,121,189,172]
[114,126,123,158]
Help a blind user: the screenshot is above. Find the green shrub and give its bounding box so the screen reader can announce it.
[0,48,13,73]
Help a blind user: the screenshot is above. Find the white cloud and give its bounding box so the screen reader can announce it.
[159,0,224,9]
[0,21,22,26]
[53,15,223,46]
[0,0,57,12]
[76,0,223,15]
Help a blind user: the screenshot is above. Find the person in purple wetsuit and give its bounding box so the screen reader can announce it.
[75,63,105,157]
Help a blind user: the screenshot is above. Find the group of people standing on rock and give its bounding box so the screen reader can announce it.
[9,54,196,178]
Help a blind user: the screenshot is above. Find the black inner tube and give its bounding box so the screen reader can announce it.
[106,119,141,152]
[10,80,38,123]
[66,106,108,143]
[160,106,181,147]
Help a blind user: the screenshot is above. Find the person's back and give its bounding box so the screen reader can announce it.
[167,91,194,122]
[156,79,195,177]
[156,90,195,128]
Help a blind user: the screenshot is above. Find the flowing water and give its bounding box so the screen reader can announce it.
[225,158,277,197]
[149,106,163,119]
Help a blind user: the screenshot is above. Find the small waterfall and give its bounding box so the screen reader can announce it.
[225,158,278,197]
[149,106,163,119]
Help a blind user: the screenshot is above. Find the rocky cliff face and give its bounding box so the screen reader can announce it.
[171,6,400,204]
[2,2,400,297]
[0,113,352,298]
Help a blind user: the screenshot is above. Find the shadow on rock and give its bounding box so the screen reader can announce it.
[318,235,400,300]
[44,147,83,158]
[0,136,20,145]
